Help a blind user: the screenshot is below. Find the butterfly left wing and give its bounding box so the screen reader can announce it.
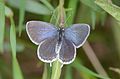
[37,37,58,63]
[26,21,57,45]
[64,24,90,48]
[58,38,76,64]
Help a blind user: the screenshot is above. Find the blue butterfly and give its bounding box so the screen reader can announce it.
[26,21,90,64]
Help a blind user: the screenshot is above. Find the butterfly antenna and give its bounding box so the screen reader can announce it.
[50,9,57,22]
[50,7,60,26]
[65,12,73,26]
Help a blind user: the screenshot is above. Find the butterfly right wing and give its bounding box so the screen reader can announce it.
[64,24,90,48]
[58,38,76,64]
[26,21,57,45]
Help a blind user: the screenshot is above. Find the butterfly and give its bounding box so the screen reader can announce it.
[26,21,90,64]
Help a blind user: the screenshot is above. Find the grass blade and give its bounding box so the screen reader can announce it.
[80,0,102,12]
[65,66,72,79]
[95,0,120,22]
[72,59,110,79]
[7,0,51,15]
[5,6,13,17]
[100,12,107,26]
[51,60,62,79]
[91,10,96,29]
[0,0,5,53]
[83,41,109,77]
[112,20,120,59]
[109,67,120,75]
[18,0,26,36]
[12,57,23,79]
[10,17,16,57]
[42,63,48,79]
[67,0,78,25]
[10,17,24,79]
[40,0,54,11]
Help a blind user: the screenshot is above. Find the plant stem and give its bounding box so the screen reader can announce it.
[42,63,48,79]
[0,0,5,53]
[50,0,64,79]
[59,0,65,27]
[51,60,62,79]
[82,41,109,77]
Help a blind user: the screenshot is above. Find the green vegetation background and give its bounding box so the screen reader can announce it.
[0,0,120,79]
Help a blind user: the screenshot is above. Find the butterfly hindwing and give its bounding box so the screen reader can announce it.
[65,24,90,48]
[59,38,76,64]
[26,21,57,45]
[37,37,58,63]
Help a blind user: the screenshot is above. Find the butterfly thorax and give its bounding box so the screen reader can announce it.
[58,27,64,44]
[55,28,64,54]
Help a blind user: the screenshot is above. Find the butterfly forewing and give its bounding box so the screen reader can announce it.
[65,24,90,48]
[59,38,76,64]
[26,21,57,45]
[37,37,58,63]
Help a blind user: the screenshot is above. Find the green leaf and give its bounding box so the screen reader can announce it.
[10,17,16,57]
[42,64,48,79]
[5,6,13,17]
[50,7,60,26]
[10,17,24,79]
[72,59,110,79]
[91,10,96,29]
[0,74,1,79]
[67,0,78,25]
[112,0,120,7]
[18,0,26,36]
[4,41,25,53]
[51,60,62,79]
[40,0,54,11]
[109,67,120,75]
[12,57,24,79]
[80,0,102,12]
[100,12,107,26]
[95,0,120,22]
[65,66,72,79]
[7,0,51,15]
[112,20,120,58]
[0,0,5,53]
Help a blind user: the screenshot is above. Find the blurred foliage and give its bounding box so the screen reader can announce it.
[0,0,5,53]
[95,0,120,22]
[0,0,120,79]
